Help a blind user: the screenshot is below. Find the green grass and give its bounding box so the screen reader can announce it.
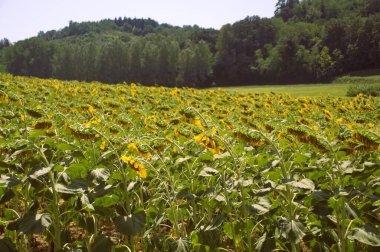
[223,74,380,97]
[224,83,351,97]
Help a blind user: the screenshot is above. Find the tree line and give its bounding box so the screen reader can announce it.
[1,0,380,87]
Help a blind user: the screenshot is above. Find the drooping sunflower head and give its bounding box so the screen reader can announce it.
[121,155,147,179]
[26,108,43,118]
[65,123,97,140]
[194,134,222,154]
[128,142,152,159]
[234,127,265,148]
[33,120,53,130]
[352,130,380,151]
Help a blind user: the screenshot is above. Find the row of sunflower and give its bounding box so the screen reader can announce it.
[0,73,379,251]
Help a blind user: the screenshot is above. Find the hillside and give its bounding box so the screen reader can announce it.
[0,0,380,87]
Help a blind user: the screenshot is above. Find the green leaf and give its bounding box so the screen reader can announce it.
[115,211,146,236]
[91,235,113,252]
[348,225,380,247]
[364,162,376,167]
[92,183,115,198]
[264,171,282,180]
[0,238,17,252]
[127,181,137,192]
[110,171,123,181]
[55,183,85,194]
[202,214,226,231]
[294,152,309,163]
[194,215,225,249]
[214,152,230,159]
[172,238,191,252]
[290,178,315,190]
[56,142,77,151]
[373,200,380,207]
[28,129,45,139]
[177,188,196,201]
[80,194,94,211]
[339,160,352,171]
[255,232,276,252]
[252,187,272,196]
[175,156,192,165]
[29,164,53,179]
[93,206,114,217]
[223,221,244,243]
[0,175,22,187]
[0,189,15,204]
[247,197,271,215]
[288,220,306,244]
[192,229,220,249]
[94,195,120,208]
[271,159,280,167]
[79,215,95,234]
[67,162,90,179]
[8,213,52,234]
[312,190,332,202]
[198,151,215,162]
[214,195,226,203]
[90,168,110,183]
[199,167,218,177]
[53,165,64,172]
[99,150,114,160]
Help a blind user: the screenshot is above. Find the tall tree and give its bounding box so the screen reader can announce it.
[0,38,10,50]
[5,38,54,78]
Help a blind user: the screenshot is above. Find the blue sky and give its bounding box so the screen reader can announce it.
[0,0,277,42]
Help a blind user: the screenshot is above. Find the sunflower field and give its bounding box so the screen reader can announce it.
[0,73,379,252]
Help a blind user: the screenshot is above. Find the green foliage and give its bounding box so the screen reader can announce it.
[3,1,380,86]
[348,225,380,246]
[4,38,54,78]
[335,73,380,84]
[346,83,380,97]
[115,211,146,236]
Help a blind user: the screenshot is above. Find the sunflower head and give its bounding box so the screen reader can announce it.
[194,134,221,154]
[121,155,147,178]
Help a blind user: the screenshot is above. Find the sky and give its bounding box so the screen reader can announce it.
[0,0,277,43]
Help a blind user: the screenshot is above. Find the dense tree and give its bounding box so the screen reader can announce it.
[178,41,213,86]
[3,1,380,87]
[214,24,236,83]
[0,38,10,50]
[5,38,54,78]
[0,38,11,72]
[141,41,159,85]
[275,0,300,21]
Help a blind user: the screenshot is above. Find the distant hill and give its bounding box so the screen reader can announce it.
[38,18,162,40]
[1,0,380,87]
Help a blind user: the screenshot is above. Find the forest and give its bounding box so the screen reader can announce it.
[0,0,380,87]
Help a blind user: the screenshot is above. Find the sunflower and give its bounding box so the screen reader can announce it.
[234,128,265,148]
[352,131,379,151]
[194,134,221,154]
[26,108,43,118]
[66,123,97,140]
[34,120,53,130]
[100,140,107,151]
[323,109,333,119]
[121,155,147,178]
[128,142,152,159]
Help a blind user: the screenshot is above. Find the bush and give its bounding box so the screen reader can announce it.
[346,84,380,97]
